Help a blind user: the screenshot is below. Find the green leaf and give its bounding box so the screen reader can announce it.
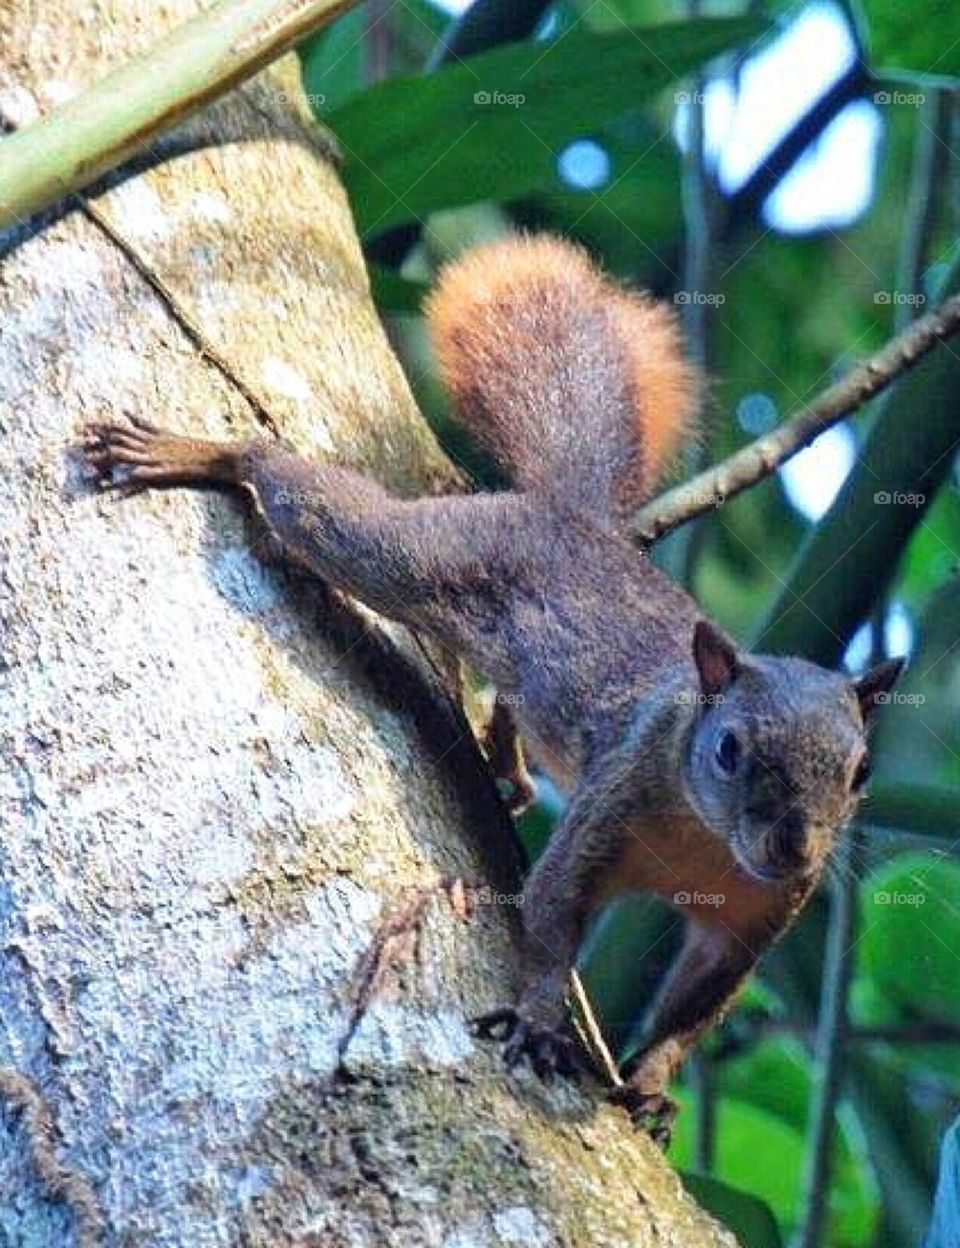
[846,1051,941,1244]
[860,855,960,1019]
[299,7,368,113]
[715,1034,812,1132]
[710,1036,879,1246]
[864,0,960,80]
[671,1094,803,1234]
[680,1173,783,1248]
[529,122,682,277]
[753,251,960,665]
[670,1091,877,1245]
[325,16,765,235]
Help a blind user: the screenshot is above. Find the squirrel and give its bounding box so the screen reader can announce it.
[80,234,903,1142]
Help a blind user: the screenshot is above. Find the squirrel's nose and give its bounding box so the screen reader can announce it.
[768,815,808,871]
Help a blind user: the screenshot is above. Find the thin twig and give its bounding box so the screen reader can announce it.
[631,290,960,545]
[793,826,861,1248]
[568,969,622,1087]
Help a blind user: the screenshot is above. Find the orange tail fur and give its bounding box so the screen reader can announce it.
[426,234,698,524]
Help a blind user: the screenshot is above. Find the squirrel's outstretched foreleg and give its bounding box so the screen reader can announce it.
[82,419,529,667]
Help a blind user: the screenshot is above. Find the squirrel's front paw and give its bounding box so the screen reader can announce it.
[609,1086,677,1148]
[472,1007,580,1080]
[80,416,199,492]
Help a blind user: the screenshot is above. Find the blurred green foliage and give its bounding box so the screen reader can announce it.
[301,3,960,1245]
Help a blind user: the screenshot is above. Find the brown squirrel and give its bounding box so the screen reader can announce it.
[80,234,903,1141]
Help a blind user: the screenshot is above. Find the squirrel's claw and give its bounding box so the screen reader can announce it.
[609,1085,677,1147]
[472,1007,580,1080]
[472,1007,517,1040]
[81,420,159,490]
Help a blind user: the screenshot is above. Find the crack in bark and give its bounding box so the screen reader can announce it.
[80,196,282,438]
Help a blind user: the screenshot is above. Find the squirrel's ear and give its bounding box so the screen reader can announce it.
[692,620,739,700]
[853,656,906,720]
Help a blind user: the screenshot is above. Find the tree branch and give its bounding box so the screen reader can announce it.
[0,0,358,229]
[631,290,960,546]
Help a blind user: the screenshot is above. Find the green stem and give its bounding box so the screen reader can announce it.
[895,91,947,332]
[793,827,861,1248]
[0,0,357,229]
[656,0,714,587]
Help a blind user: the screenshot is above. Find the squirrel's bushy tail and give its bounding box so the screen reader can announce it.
[426,234,698,523]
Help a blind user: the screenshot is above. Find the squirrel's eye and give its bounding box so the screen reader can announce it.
[714,730,741,775]
[853,755,871,790]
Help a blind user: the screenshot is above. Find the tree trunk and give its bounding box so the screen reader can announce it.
[0,5,735,1244]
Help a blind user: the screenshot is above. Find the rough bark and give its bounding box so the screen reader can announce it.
[0,4,736,1245]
